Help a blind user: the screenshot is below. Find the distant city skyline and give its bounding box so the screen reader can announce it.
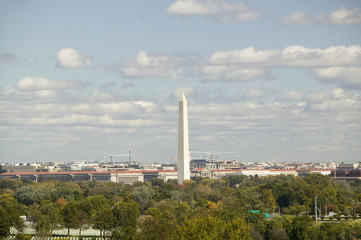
[1,0,361,163]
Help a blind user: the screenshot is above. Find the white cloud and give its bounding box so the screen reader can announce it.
[243,88,265,98]
[3,88,60,99]
[89,89,116,101]
[134,101,155,108]
[208,45,361,68]
[56,48,92,68]
[33,90,59,98]
[105,45,361,84]
[328,7,361,24]
[280,45,361,67]
[1,77,85,101]
[331,88,348,99]
[304,89,361,112]
[203,45,361,85]
[306,98,361,112]
[208,47,279,65]
[16,77,83,91]
[1,82,361,163]
[165,0,259,22]
[197,65,266,82]
[5,114,156,127]
[284,90,302,101]
[108,50,194,79]
[313,67,361,89]
[280,6,361,25]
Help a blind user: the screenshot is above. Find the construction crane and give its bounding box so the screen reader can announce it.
[104,149,133,164]
[191,150,237,161]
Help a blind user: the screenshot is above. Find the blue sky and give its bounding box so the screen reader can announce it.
[1,0,361,164]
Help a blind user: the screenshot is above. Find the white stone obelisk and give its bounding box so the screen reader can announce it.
[178,94,190,183]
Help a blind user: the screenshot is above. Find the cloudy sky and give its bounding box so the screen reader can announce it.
[1,0,361,164]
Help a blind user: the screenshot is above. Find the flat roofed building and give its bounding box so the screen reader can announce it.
[0,165,37,173]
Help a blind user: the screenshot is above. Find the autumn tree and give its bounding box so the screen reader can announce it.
[259,189,277,213]
[0,193,24,234]
[175,215,250,240]
[29,200,62,236]
[93,208,115,239]
[131,185,155,210]
[111,200,140,239]
[15,186,46,205]
[0,207,11,237]
[62,201,78,235]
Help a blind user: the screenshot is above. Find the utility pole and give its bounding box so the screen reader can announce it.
[315,196,318,221]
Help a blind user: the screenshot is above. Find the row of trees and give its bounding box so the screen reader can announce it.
[0,173,361,239]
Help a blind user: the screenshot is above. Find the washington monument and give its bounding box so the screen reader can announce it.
[178,94,190,183]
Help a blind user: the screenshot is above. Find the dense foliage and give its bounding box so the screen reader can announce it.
[0,174,361,239]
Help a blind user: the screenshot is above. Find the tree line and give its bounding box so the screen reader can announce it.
[0,173,361,239]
